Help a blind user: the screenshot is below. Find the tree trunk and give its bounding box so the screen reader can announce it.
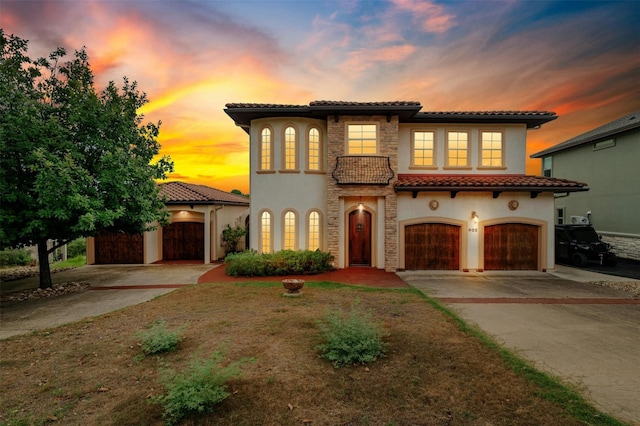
[37,239,53,289]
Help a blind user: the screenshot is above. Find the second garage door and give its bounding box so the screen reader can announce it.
[162,222,204,261]
[484,223,538,270]
[405,223,460,270]
[94,232,143,264]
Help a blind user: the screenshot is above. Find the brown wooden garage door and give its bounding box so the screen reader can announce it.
[94,232,143,264]
[405,223,460,270]
[484,223,538,270]
[162,222,204,260]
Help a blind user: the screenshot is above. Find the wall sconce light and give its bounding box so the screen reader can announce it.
[358,197,364,212]
[471,211,479,223]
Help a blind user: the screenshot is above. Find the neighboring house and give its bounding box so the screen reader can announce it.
[225,101,587,272]
[87,181,249,264]
[532,111,640,261]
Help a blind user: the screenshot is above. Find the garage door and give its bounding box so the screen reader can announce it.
[162,222,204,260]
[484,223,538,270]
[405,223,460,270]
[95,232,143,264]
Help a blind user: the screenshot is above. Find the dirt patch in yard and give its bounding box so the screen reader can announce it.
[0,282,593,425]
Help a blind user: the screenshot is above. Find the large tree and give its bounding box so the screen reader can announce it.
[0,30,173,288]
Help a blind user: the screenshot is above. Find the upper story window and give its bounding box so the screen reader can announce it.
[283,210,297,250]
[446,131,470,167]
[282,125,298,171]
[260,210,272,253]
[542,156,552,177]
[480,131,504,167]
[347,124,377,155]
[307,127,321,171]
[259,127,273,171]
[412,130,436,167]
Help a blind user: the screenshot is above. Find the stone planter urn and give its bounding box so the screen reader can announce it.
[282,278,304,297]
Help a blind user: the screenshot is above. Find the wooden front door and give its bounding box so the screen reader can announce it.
[162,222,204,260]
[484,223,538,270]
[349,210,371,266]
[405,223,460,270]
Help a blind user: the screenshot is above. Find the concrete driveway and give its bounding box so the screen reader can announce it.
[0,264,216,340]
[398,267,640,425]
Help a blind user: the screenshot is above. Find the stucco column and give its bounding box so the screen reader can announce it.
[204,208,211,264]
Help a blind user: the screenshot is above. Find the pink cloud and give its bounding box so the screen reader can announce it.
[390,0,456,33]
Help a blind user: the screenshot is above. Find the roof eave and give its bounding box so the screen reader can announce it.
[394,186,588,193]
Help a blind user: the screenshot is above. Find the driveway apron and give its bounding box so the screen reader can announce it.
[398,268,640,425]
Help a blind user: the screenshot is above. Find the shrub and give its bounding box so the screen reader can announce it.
[316,303,387,368]
[153,352,246,425]
[66,238,87,258]
[224,249,334,277]
[221,224,247,255]
[0,249,32,266]
[136,320,185,355]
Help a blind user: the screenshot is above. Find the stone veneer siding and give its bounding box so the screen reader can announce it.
[601,234,640,261]
[326,115,399,272]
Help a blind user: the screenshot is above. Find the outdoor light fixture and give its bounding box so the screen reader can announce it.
[358,197,364,212]
[471,211,479,223]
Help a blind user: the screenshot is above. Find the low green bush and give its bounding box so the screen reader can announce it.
[316,303,387,368]
[136,320,185,355]
[0,249,32,266]
[153,352,246,425]
[224,249,334,277]
[66,238,87,258]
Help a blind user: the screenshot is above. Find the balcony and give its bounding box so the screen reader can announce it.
[331,156,394,185]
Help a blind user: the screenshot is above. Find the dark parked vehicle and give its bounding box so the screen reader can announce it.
[555,224,617,267]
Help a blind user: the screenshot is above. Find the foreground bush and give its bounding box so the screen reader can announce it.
[153,352,247,425]
[316,303,387,368]
[224,249,334,277]
[0,249,32,266]
[136,320,185,355]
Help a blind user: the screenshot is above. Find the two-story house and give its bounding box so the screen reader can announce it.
[225,101,587,272]
[532,111,640,261]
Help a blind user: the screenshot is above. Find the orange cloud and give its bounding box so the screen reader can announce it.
[390,0,456,33]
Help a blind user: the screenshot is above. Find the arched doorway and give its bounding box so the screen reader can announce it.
[348,210,371,266]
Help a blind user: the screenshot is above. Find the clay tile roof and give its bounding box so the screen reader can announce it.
[310,100,422,107]
[332,156,395,185]
[395,174,588,193]
[224,103,308,109]
[158,181,249,205]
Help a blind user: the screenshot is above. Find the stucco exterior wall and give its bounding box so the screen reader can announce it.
[397,123,528,174]
[397,191,555,270]
[249,117,328,253]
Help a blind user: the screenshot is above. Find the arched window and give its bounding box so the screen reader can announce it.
[283,126,297,170]
[260,210,272,253]
[259,127,273,170]
[307,210,321,251]
[283,210,297,250]
[307,127,321,171]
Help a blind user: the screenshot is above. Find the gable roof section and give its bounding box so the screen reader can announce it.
[158,181,249,206]
[531,110,640,158]
[395,174,588,195]
[224,101,557,132]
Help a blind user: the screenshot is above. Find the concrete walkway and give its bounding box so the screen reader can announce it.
[398,266,640,425]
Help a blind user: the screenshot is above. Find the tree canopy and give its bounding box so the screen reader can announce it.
[0,30,173,288]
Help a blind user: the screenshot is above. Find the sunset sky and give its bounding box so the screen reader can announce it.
[2,0,638,194]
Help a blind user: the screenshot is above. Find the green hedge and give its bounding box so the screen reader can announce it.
[224,249,334,277]
[0,249,32,266]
